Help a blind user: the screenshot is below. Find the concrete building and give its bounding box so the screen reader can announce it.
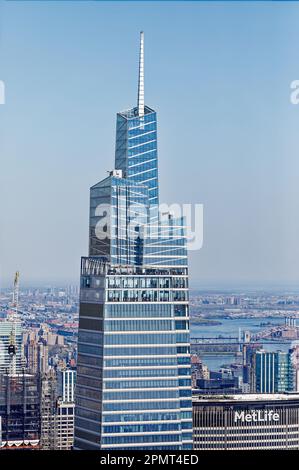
[24,338,49,374]
[55,400,75,450]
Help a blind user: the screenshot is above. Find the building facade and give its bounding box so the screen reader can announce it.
[0,372,40,449]
[40,371,58,450]
[55,400,75,450]
[193,393,299,450]
[57,368,76,403]
[74,32,193,450]
[0,321,23,374]
[24,338,49,375]
[254,350,293,393]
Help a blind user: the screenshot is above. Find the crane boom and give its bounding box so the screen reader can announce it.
[12,270,20,313]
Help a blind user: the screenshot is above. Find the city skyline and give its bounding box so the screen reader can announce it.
[2,1,299,458]
[2,2,299,288]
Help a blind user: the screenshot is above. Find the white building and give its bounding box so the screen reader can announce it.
[55,400,75,450]
[58,369,76,403]
[0,321,23,374]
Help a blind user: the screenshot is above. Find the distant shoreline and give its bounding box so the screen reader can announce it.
[190,319,222,326]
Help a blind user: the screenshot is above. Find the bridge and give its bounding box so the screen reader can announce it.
[252,325,299,342]
[190,334,295,355]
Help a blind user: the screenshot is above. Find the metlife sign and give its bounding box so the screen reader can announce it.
[234,410,280,423]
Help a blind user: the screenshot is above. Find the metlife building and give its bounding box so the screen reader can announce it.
[193,393,299,450]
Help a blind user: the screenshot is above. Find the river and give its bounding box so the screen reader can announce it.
[190,316,297,371]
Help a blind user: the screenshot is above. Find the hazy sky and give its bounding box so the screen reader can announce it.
[1,1,299,288]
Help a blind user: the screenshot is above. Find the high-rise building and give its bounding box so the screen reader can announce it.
[55,400,75,450]
[0,321,23,374]
[0,307,42,450]
[40,371,58,450]
[254,350,293,393]
[290,345,299,392]
[24,338,49,374]
[24,339,37,372]
[115,32,158,225]
[57,368,76,403]
[0,372,40,449]
[39,370,76,451]
[37,340,49,374]
[56,369,76,450]
[74,32,193,450]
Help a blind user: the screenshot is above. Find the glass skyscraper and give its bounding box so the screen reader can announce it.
[0,321,23,374]
[254,350,293,393]
[115,106,159,223]
[74,32,193,450]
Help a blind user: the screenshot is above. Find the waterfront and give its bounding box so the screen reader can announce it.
[190,316,297,370]
[191,316,286,338]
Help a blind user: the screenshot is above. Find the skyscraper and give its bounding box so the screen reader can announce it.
[0,372,40,449]
[55,400,75,450]
[56,369,76,450]
[0,321,23,375]
[74,32,193,450]
[254,350,293,393]
[115,32,159,224]
[57,368,76,403]
[24,338,49,374]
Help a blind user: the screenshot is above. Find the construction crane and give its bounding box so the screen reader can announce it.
[8,271,20,375]
[12,270,20,315]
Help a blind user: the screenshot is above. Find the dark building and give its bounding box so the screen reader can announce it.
[0,372,40,449]
[194,376,242,395]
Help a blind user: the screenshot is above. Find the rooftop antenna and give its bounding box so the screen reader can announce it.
[137,31,145,117]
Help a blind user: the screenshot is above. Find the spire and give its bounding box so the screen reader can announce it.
[137,31,145,117]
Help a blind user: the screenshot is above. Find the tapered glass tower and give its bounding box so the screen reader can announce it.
[74,32,193,450]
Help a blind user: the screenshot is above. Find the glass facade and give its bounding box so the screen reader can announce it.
[89,175,149,265]
[254,351,293,393]
[74,34,192,450]
[144,216,188,267]
[0,373,40,447]
[75,261,192,450]
[0,321,23,374]
[115,106,159,224]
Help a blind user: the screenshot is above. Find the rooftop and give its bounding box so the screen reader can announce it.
[193,392,299,402]
[118,105,155,120]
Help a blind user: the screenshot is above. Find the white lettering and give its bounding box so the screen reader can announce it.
[234,410,280,423]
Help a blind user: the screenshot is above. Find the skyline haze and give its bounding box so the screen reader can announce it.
[1,2,299,288]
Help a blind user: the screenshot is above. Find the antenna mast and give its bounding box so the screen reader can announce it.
[137,31,145,117]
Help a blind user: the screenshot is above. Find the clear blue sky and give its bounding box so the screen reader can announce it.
[1,1,299,288]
